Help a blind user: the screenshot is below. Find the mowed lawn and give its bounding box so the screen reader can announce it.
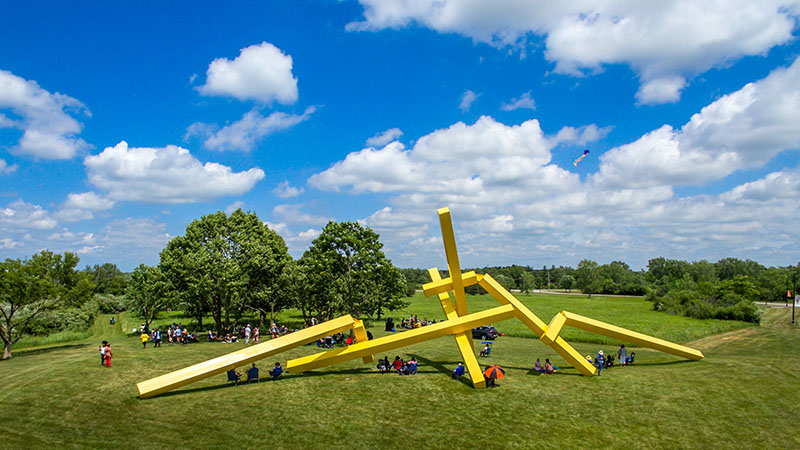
[1,294,798,449]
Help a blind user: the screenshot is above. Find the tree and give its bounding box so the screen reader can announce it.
[575,259,599,298]
[299,221,407,321]
[159,209,290,334]
[521,272,537,293]
[126,265,172,329]
[85,263,127,295]
[494,274,516,291]
[559,275,575,292]
[0,251,94,359]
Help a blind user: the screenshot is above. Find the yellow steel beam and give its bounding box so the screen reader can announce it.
[287,305,517,374]
[137,315,357,398]
[428,268,485,389]
[478,274,596,376]
[352,319,374,363]
[422,271,479,297]
[541,312,567,345]
[562,311,704,361]
[438,207,468,316]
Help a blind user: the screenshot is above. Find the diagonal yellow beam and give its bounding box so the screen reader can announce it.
[561,311,704,361]
[352,319,374,363]
[137,315,358,398]
[422,271,479,297]
[478,273,596,376]
[287,305,516,374]
[438,207,468,316]
[428,268,485,389]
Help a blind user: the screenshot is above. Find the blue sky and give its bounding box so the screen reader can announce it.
[2,1,800,271]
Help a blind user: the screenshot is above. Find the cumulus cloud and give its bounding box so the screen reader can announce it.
[1,199,57,230]
[459,89,479,112]
[56,192,115,222]
[0,158,18,175]
[0,69,90,158]
[272,180,304,199]
[186,106,315,151]
[348,1,800,104]
[271,203,331,226]
[225,200,246,214]
[366,127,403,147]
[550,124,611,147]
[84,141,265,204]
[198,42,299,104]
[594,56,800,189]
[500,91,535,111]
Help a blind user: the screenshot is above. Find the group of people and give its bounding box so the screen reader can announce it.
[99,341,112,367]
[384,316,437,332]
[376,356,418,375]
[228,361,283,384]
[138,323,198,348]
[587,345,636,376]
[533,358,559,374]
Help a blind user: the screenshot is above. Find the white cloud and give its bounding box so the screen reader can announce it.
[366,127,403,147]
[0,158,18,175]
[84,141,265,204]
[500,91,535,111]
[264,221,321,257]
[1,199,57,230]
[272,180,304,198]
[272,203,331,226]
[187,106,315,151]
[0,69,90,159]
[56,192,115,222]
[550,124,611,147]
[348,1,800,104]
[459,89,479,112]
[225,200,246,214]
[198,41,299,104]
[595,57,800,189]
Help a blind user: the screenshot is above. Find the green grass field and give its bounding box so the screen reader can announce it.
[1,294,798,449]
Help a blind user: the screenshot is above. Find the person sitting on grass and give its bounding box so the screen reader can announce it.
[269,362,283,380]
[626,352,636,365]
[452,362,465,379]
[545,358,557,374]
[404,357,418,375]
[393,356,404,374]
[534,358,544,373]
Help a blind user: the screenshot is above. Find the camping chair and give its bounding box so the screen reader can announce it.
[247,367,259,383]
[227,369,241,386]
[479,342,492,357]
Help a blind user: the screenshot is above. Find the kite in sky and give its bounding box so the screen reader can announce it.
[573,149,590,166]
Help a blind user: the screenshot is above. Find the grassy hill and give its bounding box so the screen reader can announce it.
[1,294,797,449]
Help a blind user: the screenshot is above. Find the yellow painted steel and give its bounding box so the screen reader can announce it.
[478,274,596,376]
[136,315,357,398]
[541,312,567,345]
[438,207,468,316]
[422,271,479,297]
[561,311,704,360]
[428,268,485,389]
[287,305,516,374]
[352,319,374,363]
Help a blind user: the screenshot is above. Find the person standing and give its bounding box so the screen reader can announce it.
[154,329,162,347]
[140,332,149,349]
[244,324,252,344]
[104,343,113,367]
[99,340,108,365]
[253,326,259,343]
[594,350,605,375]
[618,344,627,366]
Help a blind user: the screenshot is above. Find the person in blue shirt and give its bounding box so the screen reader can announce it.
[595,350,605,375]
[452,362,465,379]
[269,362,283,380]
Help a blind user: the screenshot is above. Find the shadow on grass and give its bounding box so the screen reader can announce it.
[12,343,91,357]
[412,354,474,387]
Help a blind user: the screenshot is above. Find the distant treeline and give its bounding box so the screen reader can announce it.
[400,257,799,324]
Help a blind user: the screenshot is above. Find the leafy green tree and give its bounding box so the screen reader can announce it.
[0,251,94,359]
[575,259,599,297]
[715,258,764,281]
[559,274,575,292]
[521,272,537,293]
[299,221,407,321]
[494,274,516,291]
[126,264,172,329]
[159,209,290,334]
[85,263,127,295]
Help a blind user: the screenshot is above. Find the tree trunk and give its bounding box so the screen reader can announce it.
[3,341,11,360]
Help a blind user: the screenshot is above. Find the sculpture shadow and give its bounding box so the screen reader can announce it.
[14,343,90,357]
[412,354,473,387]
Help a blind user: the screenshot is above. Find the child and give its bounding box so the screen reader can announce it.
[104,343,112,367]
[140,332,149,349]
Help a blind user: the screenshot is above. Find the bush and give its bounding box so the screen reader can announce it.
[96,294,128,313]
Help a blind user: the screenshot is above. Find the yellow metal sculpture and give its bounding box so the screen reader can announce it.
[137,207,703,397]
